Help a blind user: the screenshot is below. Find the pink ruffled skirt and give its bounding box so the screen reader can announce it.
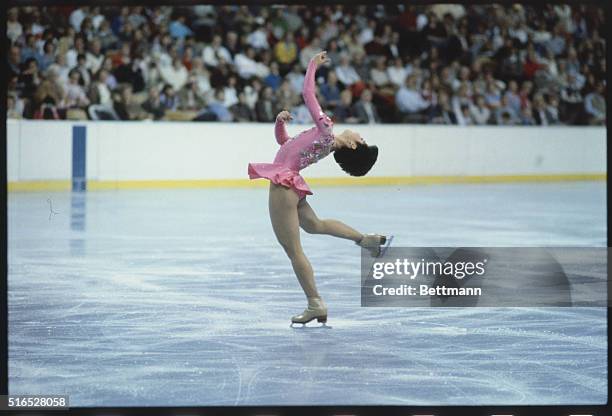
[248,163,312,199]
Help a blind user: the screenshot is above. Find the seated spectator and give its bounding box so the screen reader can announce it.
[255,86,278,122]
[86,38,105,75]
[223,75,239,108]
[519,104,536,125]
[141,86,166,120]
[169,15,193,39]
[40,41,57,72]
[202,35,232,67]
[353,89,380,124]
[190,57,212,101]
[286,64,305,95]
[532,93,553,126]
[503,80,521,114]
[246,24,270,50]
[113,83,147,120]
[469,95,491,125]
[495,95,519,125]
[7,93,25,119]
[320,71,342,108]
[159,57,188,92]
[178,80,206,111]
[208,89,233,122]
[334,89,360,123]
[64,69,90,108]
[274,32,298,73]
[396,75,430,119]
[299,36,322,69]
[19,58,41,99]
[230,91,255,122]
[234,46,270,79]
[560,74,584,124]
[276,79,299,112]
[159,84,178,110]
[21,34,43,67]
[584,82,605,125]
[335,53,361,87]
[88,69,113,106]
[264,62,282,90]
[428,90,457,125]
[370,57,391,88]
[73,54,92,87]
[387,57,408,88]
[456,104,474,126]
[546,95,561,124]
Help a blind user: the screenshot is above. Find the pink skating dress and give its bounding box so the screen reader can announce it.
[247,57,335,199]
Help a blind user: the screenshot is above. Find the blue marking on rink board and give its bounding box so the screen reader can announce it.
[72,125,86,192]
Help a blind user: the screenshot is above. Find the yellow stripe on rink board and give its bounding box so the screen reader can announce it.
[7,173,607,192]
[8,180,72,192]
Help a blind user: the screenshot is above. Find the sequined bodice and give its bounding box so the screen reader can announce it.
[272,124,335,172]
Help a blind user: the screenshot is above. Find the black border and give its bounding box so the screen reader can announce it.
[2,0,610,415]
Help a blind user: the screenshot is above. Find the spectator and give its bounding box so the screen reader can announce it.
[387,57,408,88]
[335,53,361,87]
[584,82,605,125]
[169,15,193,39]
[264,62,282,90]
[64,69,90,108]
[320,71,342,108]
[276,79,299,112]
[7,94,25,119]
[370,56,391,88]
[159,57,188,91]
[159,84,178,110]
[208,89,233,122]
[202,35,232,67]
[274,31,298,73]
[141,86,166,120]
[230,91,255,122]
[470,95,491,125]
[113,84,147,120]
[88,69,113,106]
[255,86,277,122]
[299,36,322,69]
[334,89,359,123]
[234,46,270,79]
[178,81,206,111]
[396,75,430,119]
[352,89,380,124]
[286,64,305,95]
[223,75,239,108]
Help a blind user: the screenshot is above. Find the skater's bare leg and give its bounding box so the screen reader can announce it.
[298,199,363,242]
[269,183,320,298]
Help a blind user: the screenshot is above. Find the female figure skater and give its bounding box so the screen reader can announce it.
[248,51,390,325]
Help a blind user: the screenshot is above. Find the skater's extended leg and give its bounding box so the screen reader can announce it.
[269,183,319,298]
[298,199,363,242]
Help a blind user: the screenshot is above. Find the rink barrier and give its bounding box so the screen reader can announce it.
[7,173,606,192]
[7,120,606,191]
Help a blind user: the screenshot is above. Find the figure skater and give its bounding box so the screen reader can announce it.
[248,51,391,325]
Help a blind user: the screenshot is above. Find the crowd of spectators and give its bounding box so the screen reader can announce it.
[6,4,606,125]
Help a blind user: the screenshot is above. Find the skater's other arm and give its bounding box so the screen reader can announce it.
[275,110,293,145]
[303,51,332,133]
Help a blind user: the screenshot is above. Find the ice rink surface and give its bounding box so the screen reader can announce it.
[8,182,607,406]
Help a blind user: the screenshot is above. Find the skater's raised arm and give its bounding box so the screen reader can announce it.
[303,51,332,133]
[274,110,293,145]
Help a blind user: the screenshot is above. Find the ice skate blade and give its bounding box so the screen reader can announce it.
[376,234,394,258]
[290,322,332,329]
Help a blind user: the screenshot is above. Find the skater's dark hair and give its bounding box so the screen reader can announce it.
[334,142,378,177]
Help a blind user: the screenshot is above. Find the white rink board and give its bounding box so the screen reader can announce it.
[6,120,606,183]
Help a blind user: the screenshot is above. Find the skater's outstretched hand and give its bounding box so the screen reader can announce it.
[312,51,331,68]
[276,110,293,122]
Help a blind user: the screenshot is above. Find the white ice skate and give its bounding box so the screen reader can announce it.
[291,297,327,326]
[357,234,394,258]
